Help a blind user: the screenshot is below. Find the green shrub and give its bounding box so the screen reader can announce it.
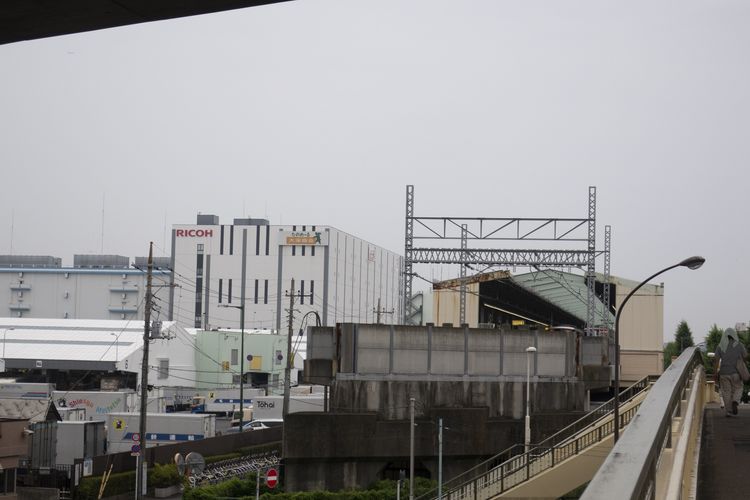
[149,463,182,489]
[75,469,136,500]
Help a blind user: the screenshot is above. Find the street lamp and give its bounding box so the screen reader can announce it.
[525,346,537,453]
[220,303,246,430]
[613,255,705,442]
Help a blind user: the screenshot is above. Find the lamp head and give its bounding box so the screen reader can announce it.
[679,256,705,270]
[526,346,537,353]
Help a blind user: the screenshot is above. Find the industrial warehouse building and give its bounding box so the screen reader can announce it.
[0,255,170,321]
[168,214,403,332]
[428,269,664,382]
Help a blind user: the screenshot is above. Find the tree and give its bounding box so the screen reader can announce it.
[663,320,695,370]
[674,320,694,353]
[703,324,723,375]
[705,324,723,354]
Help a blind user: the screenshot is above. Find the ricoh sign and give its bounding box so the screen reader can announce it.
[176,229,214,237]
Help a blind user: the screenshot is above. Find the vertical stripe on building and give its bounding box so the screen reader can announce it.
[265,225,270,255]
[256,225,261,256]
[300,280,305,305]
[254,279,259,305]
[264,280,269,304]
[228,279,233,304]
[194,244,204,328]
[229,226,234,255]
[311,226,316,256]
[218,278,223,304]
[310,280,314,305]
[220,226,225,255]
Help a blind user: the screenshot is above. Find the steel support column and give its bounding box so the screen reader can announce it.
[586,186,597,334]
[403,185,414,324]
[459,224,467,325]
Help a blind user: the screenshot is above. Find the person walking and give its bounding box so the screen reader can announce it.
[714,328,748,416]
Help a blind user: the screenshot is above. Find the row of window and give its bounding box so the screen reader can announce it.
[219,225,272,256]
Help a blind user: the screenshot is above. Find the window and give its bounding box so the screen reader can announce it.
[158,359,169,379]
[231,349,239,366]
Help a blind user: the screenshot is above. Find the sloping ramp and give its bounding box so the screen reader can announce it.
[422,377,654,500]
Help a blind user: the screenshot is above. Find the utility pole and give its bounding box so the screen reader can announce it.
[373,297,394,324]
[409,397,415,500]
[239,229,247,430]
[283,278,296,418]
[136,242,153,500]
[438,418,443,500]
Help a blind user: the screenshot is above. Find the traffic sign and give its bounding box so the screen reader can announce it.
[131,433,141,442]
[266,468,278,488]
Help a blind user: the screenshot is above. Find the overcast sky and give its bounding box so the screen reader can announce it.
[1,0,748,342]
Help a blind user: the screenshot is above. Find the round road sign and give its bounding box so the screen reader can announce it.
[266,468,278,489]
[132,433,141,442]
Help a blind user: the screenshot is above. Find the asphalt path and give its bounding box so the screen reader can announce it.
[697,403,750,499]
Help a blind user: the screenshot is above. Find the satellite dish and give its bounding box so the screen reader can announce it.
[174,453,185,476]
[185,452,205,476]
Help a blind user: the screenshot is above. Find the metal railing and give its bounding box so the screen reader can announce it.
[581,347,704,500]
[417,376,654,500]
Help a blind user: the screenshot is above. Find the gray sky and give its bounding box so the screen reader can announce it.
[1,0,748,342]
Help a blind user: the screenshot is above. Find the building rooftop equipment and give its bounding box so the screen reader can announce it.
[73,255,129,269]
[196,214,220,225]
[0,255,62,268]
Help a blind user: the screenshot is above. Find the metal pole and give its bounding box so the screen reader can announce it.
[410,397,415,500]
[525,346,536,453]
[136,243,153,500]
[438,417,443,500]
[612,256,704,442]
[283,278,295,418]
[240,229,247,430]
[255,468,260,500]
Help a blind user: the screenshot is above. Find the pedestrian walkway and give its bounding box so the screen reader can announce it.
[697,403,750,499]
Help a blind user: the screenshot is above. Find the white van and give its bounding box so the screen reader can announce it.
[241,419,283,431]
[230,407,254,427]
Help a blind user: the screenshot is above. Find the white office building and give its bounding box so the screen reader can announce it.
[169,215,403,331]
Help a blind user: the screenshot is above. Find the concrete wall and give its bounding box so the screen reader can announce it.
[330,379,585,420]
[284,409,584,492]
[334,324,576,379]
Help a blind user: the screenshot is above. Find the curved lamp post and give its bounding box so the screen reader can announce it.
[613,255,705,442]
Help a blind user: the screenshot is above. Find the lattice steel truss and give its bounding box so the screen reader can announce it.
[602,225,612,332]
[402,185,607,332]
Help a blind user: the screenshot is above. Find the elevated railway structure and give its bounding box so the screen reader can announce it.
[427,347,724,500]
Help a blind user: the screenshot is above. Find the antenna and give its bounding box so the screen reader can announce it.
[9,210,14,255]
[100,193,105,253]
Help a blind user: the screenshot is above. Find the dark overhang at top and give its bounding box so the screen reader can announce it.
[0,0,293,45]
